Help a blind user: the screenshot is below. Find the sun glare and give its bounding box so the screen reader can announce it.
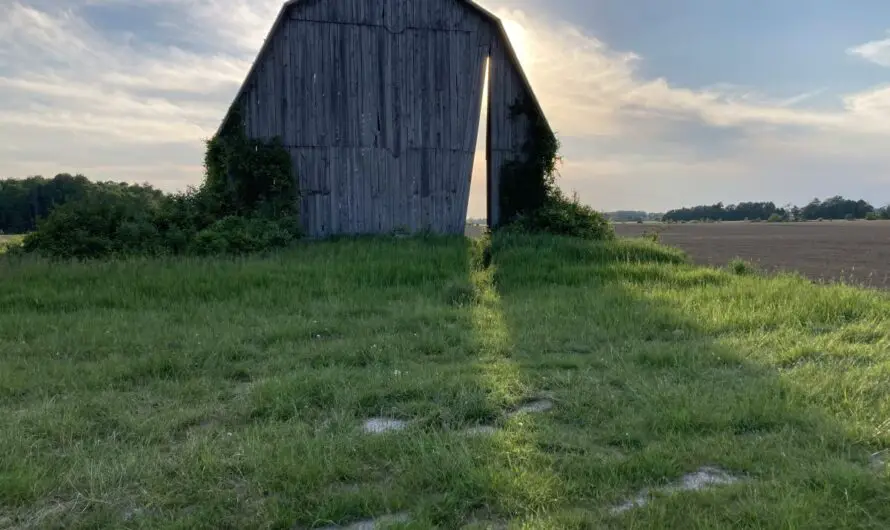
[501,19,530,69]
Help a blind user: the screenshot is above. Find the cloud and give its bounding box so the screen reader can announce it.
[494,7,890,137]
[2,0,889,214]
[848,33,890,67]
[0,0,255,189]
[79,0,282,53]
[478,5,890,210]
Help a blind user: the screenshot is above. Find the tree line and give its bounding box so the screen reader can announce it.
[0,174,164,234]
[662,196,890,222]
[604,211,665,222]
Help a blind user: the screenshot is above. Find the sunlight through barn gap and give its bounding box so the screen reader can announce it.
[468,18,532,222]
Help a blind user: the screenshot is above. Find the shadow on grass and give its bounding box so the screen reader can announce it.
[462,233,890,528]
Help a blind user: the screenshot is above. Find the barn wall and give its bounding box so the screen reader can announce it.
[485,33,538,229]
[235,0,495,237]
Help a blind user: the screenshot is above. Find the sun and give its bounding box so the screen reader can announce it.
[501,19,530,69]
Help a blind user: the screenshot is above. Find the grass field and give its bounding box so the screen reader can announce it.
[614,221,890,289]
[2,234,889,528]
[0,235,23,254]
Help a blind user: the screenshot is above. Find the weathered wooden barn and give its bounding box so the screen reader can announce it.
[219,0,551,237]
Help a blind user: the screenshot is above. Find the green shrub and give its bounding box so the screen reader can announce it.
[19,109,300,260]
[865,212,879,221]
[22,189,163,259]
[728,258,757,276]
[767,213,784,223]
[502,192,615,241]
[191,216,297,256]
[492,96,615,242]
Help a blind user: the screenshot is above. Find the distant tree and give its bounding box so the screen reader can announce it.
[605,210,651,222]
[798,196,874,220]
[663,196,875,223]
[663,201,784,222]
[0,174,167,234]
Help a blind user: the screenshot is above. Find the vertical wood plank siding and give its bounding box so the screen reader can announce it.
[227,0,545,237]
[486,34,536,228]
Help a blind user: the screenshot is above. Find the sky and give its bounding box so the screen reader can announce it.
[2,0,890,217]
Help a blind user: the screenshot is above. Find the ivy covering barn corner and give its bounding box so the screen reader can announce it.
[498,96,614,241]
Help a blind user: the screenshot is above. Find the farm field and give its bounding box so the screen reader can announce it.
[615,220,890,289]
[1,234,889,529]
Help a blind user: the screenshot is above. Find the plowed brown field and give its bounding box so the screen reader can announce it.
[615,221,890,289]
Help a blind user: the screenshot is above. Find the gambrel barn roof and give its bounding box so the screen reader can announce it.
[219,0,549,138]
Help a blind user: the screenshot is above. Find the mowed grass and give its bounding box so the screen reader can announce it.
[1,234,889,529]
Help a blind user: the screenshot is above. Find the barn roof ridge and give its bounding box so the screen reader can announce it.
[217,0,551,139]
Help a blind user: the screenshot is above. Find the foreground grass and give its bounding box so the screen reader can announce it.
[1,234,889,528]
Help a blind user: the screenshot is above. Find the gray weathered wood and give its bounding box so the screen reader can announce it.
[220,0,550,237]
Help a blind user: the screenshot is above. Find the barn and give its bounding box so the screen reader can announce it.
[218,0,552,237]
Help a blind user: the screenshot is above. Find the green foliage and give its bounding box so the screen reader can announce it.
[498,97,560,224]
[604,210,661,222]
[665,196,877,223]
[665,201,786,223]
[865,211,879,221]
[502,191,615,241]
[0,174,164,234]
[21,187,164,259]
[497,97,613,241]
[192,216,299,256]
[767,213,784,223]
[642,225,667,244]
[801,196,874,220]
[728,258,757,276]
[19,110,300,260]
[204,109,298,219]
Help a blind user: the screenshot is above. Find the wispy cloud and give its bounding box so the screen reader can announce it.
[498,7,890,137]
[0,0,253,186]
[848,32,890,67]
[777,88,827,108]
[1,0,889,213]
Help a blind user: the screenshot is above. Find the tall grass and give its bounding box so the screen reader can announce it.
[1,234,888,528]
[0,234,23,254]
